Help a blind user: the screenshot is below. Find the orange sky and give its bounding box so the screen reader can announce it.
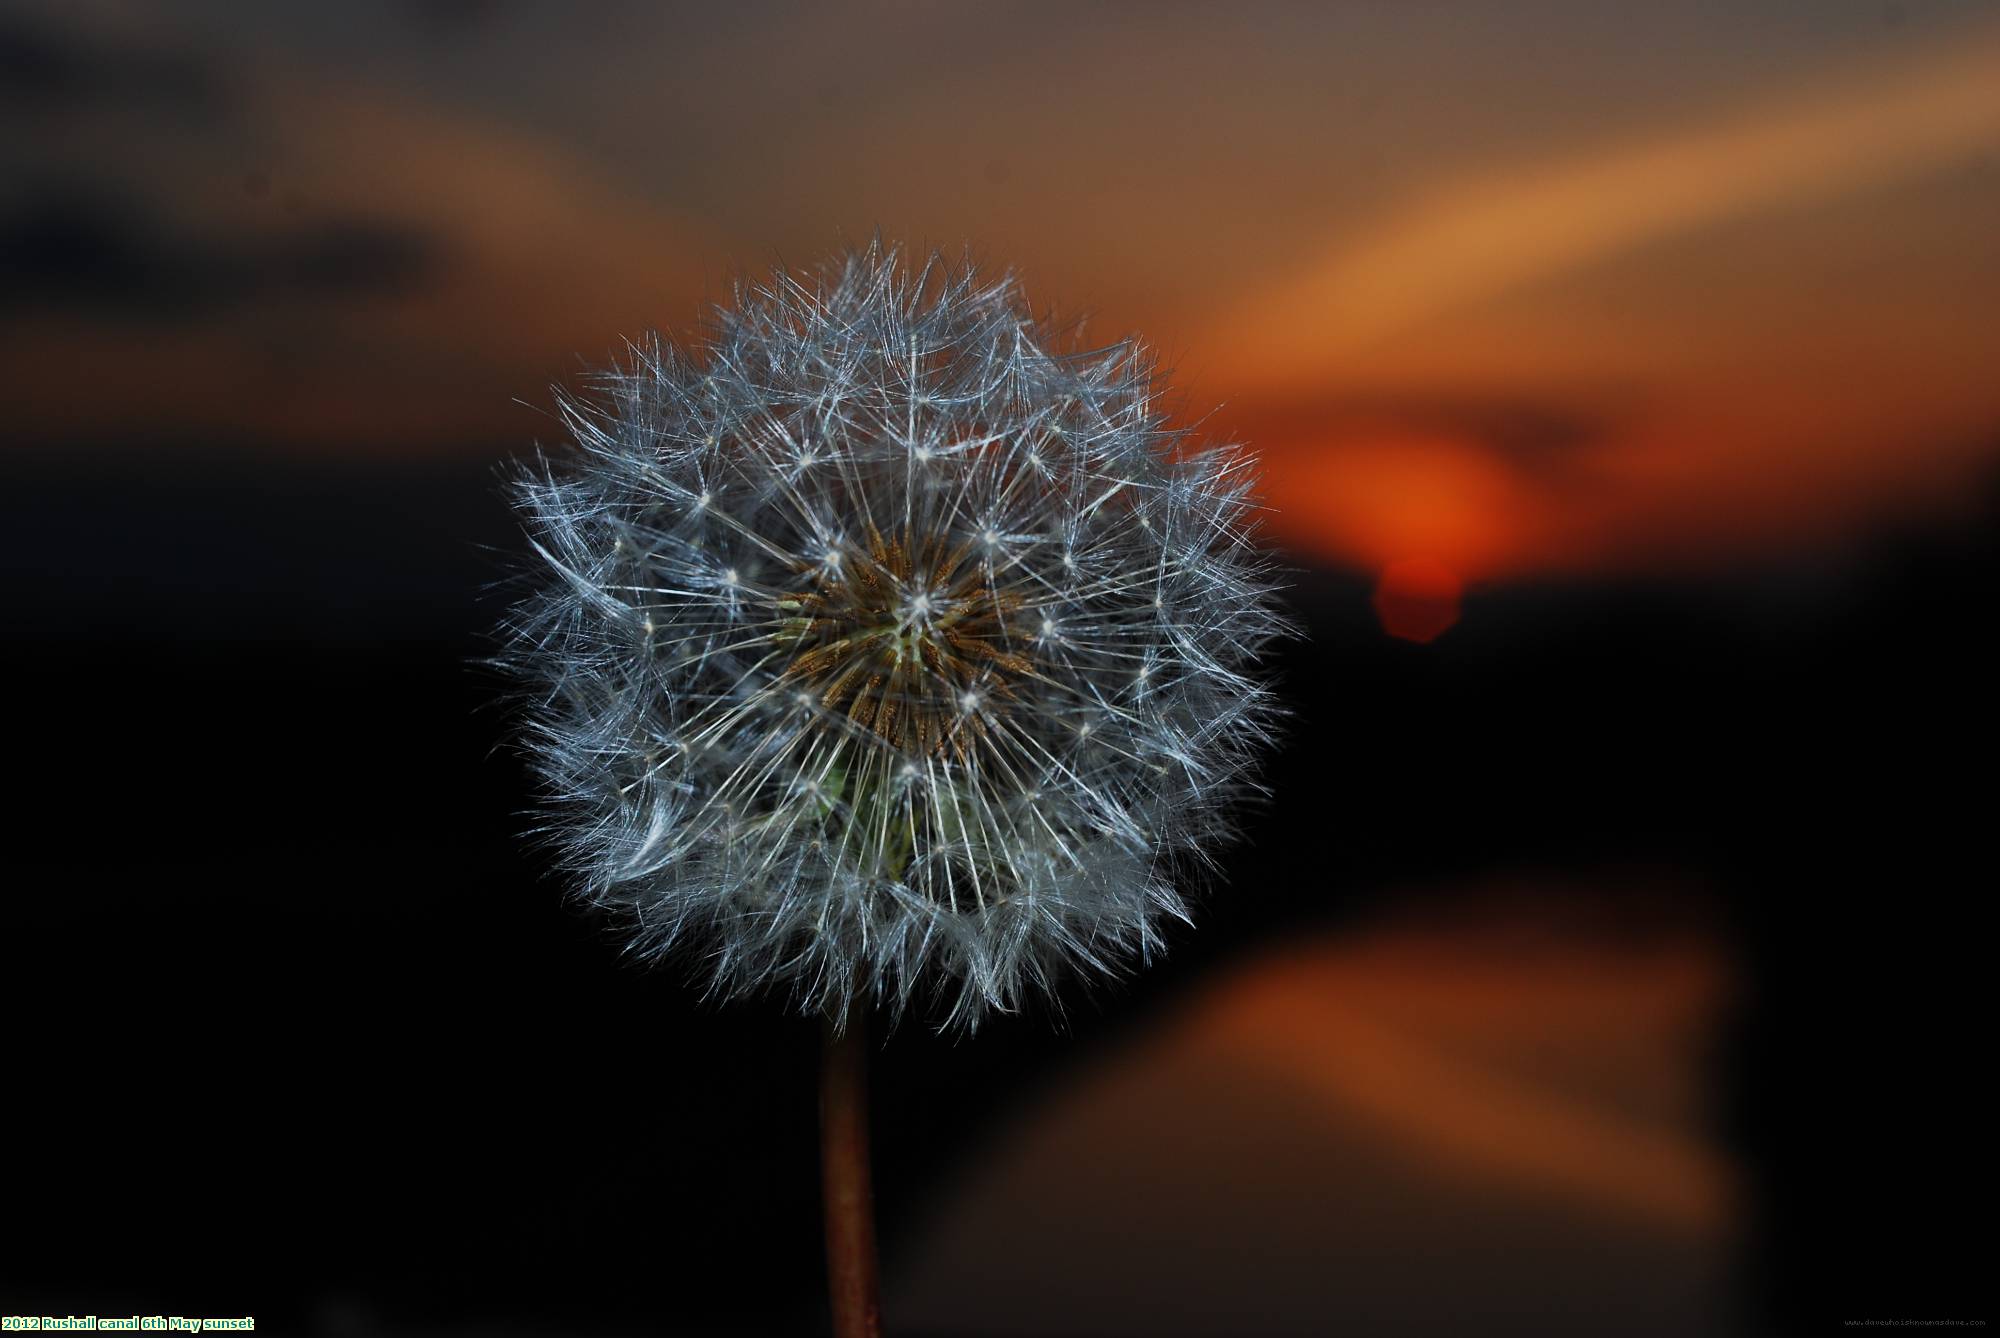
[6,1,1998,582]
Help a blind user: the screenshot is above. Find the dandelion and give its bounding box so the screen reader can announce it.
[496,242,1285,1333]
[501,241,1283,1027]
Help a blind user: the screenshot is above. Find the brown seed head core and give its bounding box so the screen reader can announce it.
[780,527,1034,760]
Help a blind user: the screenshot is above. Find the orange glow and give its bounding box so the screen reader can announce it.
[1373,558,1463,643]
[1191,940,1731,1232]
[894,892,1737,1332]
[1254,430,1538,578]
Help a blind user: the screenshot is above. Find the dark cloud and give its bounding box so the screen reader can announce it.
[0,183,446,322]
[0,15,229,120]
[1356,395,1607,466]
[1236,393,1613,474]
[403,0,507,40]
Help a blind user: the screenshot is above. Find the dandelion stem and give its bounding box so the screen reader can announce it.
[820,998,882,1338]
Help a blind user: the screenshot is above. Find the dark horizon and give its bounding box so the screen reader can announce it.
[4,439,1991,1331]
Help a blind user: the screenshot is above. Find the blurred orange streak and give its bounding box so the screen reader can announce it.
[1183,921,1733,1232]
[893,898,1737,1333]
[1207,24,2000,386]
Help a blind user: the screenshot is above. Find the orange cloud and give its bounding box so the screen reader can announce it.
[1210,24,2000,387]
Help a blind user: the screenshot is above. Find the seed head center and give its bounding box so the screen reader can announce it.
[779,530,1035,758]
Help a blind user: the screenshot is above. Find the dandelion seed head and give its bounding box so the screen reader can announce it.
[497,242,1287,1028]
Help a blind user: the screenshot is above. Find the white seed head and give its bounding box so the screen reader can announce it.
[497,242,1286,1028]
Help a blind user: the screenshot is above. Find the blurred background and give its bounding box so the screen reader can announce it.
[2,1,1992,1333]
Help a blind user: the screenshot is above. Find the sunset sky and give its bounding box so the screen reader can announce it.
[4,8,1988,1331]
[7,0,1998,586]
